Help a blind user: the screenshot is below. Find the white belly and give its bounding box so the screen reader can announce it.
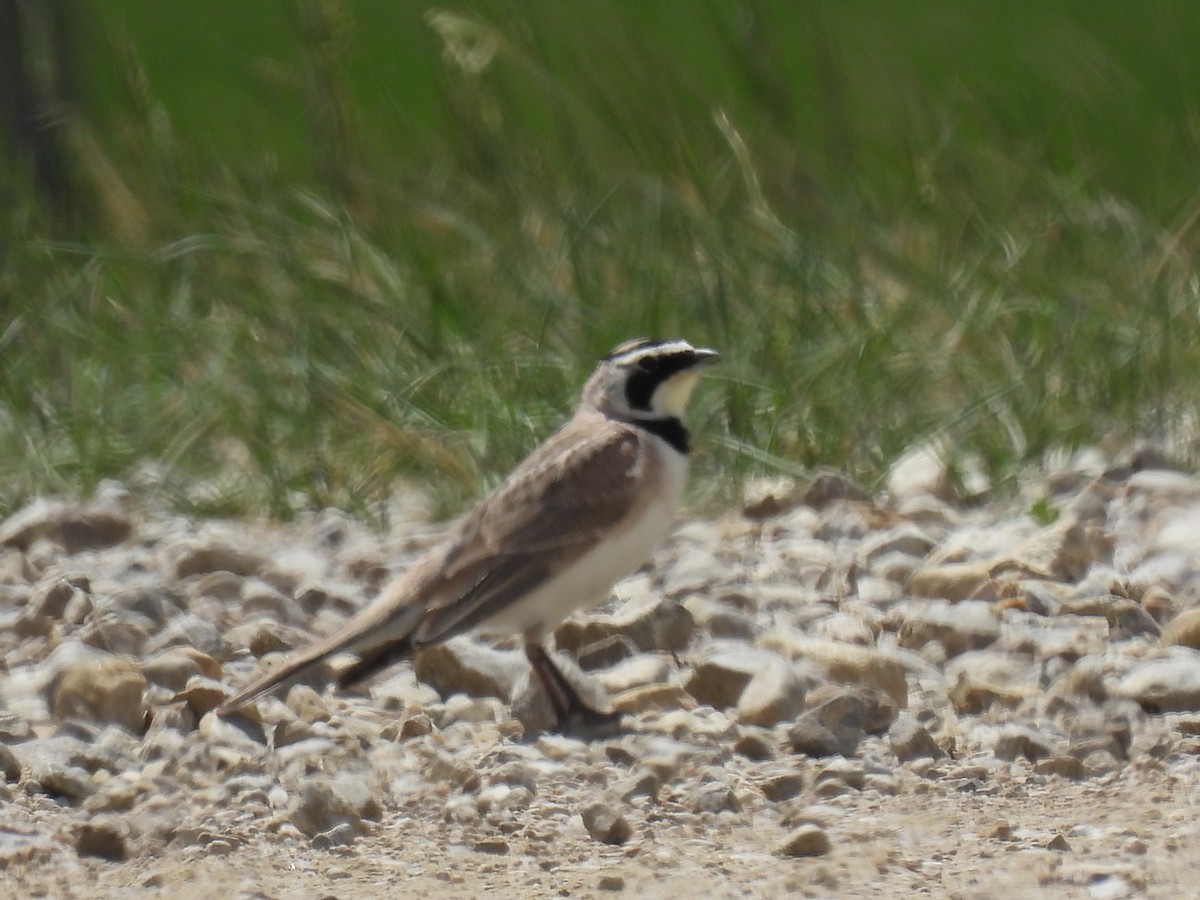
[476,437,687,637]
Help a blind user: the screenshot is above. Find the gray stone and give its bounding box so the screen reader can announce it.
[786,687,884,758]
[475,783,534,815]
[486,760,540,794]
[104,586,184,628]
[556,588,694,655]
[413,638,526,701]
[1021,580,1068,616]
[757,766,804,802]
[311,822,359,849]
[436,694,511,728]
[817,757,866,790]
[175,675,233,719]
[814,504,873,542]
[897,600,1000,657]
[802,472,871,508]
[594,653,673,695]
[241,581,300,625]
[786,718,849,759]
[809,611,879,647]
[50,655,147,734]
[288,772,382,837]
[685,647,792,710]
[1034,755,1086,779]
[897,495,960,531]
[886,442,956,502]
[1162,608,1200,649]
[907,562,993,602]
[742,477,802,519]
[470,836,510,855]
[39,766,95,802]
[0,714,34,744]
[1005,514,1106,582]
[1046,656,1108,705]
[22,576,87,631]
[141,648,220,691]
[78,725,141,774]
[1077,748,1121,778]
[869,550,924,585]
[197,705,269,747]
[143,614,224,658]
[683,595,757,640]
[293,579,361,617]
[946,650,1039,714]
[140,709,192,762]
[735,657,809,727]
[0,745,22,782]
[888,713,945,762]
[777,823,831,857]
[611,683,694,717]
[807,683,898,734]
[575,635,639,670]
[688,779,741,814]
[75,816,128,861]
[580,800,633,845]
[0,828,57,866]
[1114,651,1200,712]
[992,725,1058,762]
[1058,596,1160,638]
[171,540,266,579]
[732,730,776,761]
[863,773,901,795]
[189,570,244,602]
[78,612,151,658]
[18,738,96,801]
[859,524,937,568]
[614,770,661,802]
[83,781,140,814]
[426,752,483,791]
[0,499,131,553]
[763,632,910,707]
[33,640,112,693]
[222,620,305,660]
[624,738,696,783]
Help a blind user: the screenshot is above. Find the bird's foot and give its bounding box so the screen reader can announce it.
[524,641,624,739]
[555,703,624,740]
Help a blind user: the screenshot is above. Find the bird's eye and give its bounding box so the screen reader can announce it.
[637,357,658,373]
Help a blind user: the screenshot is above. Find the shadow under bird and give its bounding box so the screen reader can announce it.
[216,337,719,731]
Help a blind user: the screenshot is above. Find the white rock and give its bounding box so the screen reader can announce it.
[1114,650,1200,712]
[886,441,955,502]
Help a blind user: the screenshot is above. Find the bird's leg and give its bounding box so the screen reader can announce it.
[524,642,589,719]
[524,641,622,736]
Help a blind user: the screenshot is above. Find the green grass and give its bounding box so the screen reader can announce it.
[3,2,1200,521]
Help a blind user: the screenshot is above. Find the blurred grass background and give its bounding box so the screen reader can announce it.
[3,0,1200,520]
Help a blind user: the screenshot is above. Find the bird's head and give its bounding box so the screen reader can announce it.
[584,337,719,421]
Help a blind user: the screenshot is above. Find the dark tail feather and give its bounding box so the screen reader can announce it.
[336,640,413,689]
[216,575,426,716]
[214,643,336,716]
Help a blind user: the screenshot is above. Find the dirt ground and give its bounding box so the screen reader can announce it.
[6,754,1199,900]
[7,458,1200,899]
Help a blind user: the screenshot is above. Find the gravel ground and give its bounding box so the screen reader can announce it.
[4,443,1200,899]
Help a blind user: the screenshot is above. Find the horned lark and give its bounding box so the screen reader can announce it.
[216,337,718,730]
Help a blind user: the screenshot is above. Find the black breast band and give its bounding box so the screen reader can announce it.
[634,417,690,454]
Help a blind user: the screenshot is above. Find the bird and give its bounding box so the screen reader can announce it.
[215,337,719,731]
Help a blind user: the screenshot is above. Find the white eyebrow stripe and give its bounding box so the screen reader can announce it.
[609,340,695,363]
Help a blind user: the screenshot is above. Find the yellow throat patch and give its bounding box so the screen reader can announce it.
[653,370,702,417]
